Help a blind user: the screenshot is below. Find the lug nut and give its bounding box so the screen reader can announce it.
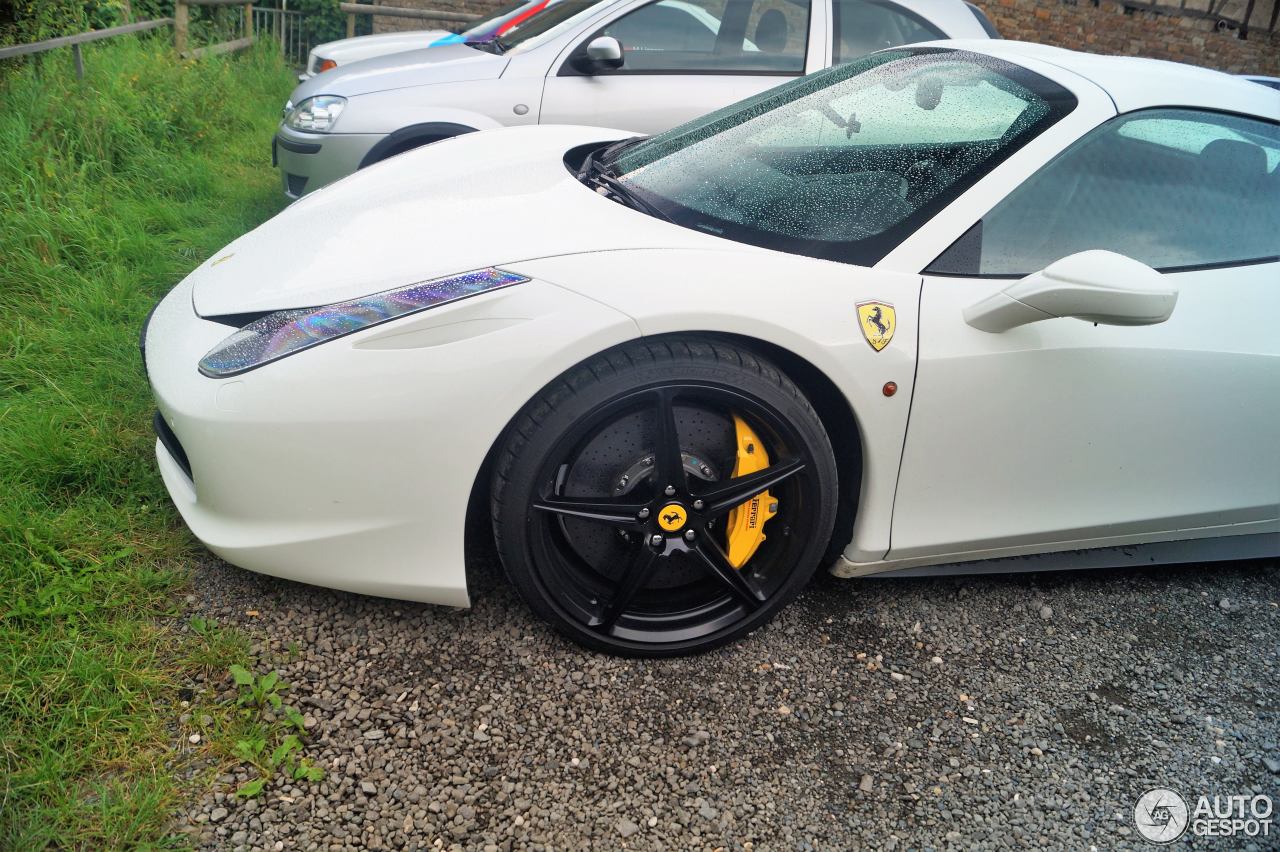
[650,534,664,547]
[638,507,650,519]
[684,529,696,541]
[692,499,704,510]
[664,485,676,496]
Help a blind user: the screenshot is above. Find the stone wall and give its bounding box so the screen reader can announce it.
[972,0,1279,75]
[372,0,1280,75]
[370,0,503,34]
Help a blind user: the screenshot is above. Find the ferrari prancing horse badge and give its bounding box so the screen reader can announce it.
[856,301,896,352]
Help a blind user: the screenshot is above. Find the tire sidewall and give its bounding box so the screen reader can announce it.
[493,341,840,657]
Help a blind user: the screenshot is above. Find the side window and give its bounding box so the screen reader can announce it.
[928,109,1280,275]
[595,0,811,74]
[832,0,945,65]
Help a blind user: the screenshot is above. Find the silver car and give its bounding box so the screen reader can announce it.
[274,0,995,198]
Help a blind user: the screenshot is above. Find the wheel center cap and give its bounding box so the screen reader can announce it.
[656,503,688,532]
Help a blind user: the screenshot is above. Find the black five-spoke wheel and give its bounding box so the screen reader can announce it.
[492,339,838,656]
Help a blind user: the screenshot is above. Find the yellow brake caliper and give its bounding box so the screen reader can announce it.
[725,414,778,569]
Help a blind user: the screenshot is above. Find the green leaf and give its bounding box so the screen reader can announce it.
[228,664,254,686]
[269,735,301,768]
[232,736,266,763]
[303,765,324,782]
[236,778,266,799]
[283,707,306,732]
[260,671,279,692]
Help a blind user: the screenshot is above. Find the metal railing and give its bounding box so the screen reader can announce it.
[253,7,309,67]
[1120,0,1278,37]
[339,2,481,38]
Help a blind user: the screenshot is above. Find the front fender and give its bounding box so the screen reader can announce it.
[504,248,923,563]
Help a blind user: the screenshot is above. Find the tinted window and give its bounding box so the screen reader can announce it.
[832,0,946,64]
[609,49,1076,266]
[598,0,810,73]
[928,109,1280,275]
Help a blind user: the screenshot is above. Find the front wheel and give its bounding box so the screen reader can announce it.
[491,340,839,656]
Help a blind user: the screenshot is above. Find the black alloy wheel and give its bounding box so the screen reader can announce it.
[492,339,839,656]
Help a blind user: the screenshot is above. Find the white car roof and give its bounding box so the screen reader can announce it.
[932,39,1280,121]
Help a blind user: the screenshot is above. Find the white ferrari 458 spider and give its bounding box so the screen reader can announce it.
[144,41,1280,655]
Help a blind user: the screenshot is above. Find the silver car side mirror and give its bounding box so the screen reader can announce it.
[964,250,1178,333]
[585,36,624,70]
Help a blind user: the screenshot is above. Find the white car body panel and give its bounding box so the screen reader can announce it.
[204,126,730,316]
[151,265,642,608]
[891,260,1280,560]
[153,45,1280,605]
[302,30,453,80]
[276,0,991,197]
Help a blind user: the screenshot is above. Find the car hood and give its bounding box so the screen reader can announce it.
[291,43,506,100]
[191,125,744,316]
[310,30,453,68]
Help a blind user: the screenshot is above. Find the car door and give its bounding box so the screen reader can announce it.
[888,108,1280,561]
[539,0,817,134]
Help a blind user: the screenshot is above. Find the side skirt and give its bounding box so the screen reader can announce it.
[832,532,1279,579]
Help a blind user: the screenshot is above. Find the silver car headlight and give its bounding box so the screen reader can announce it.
[283,95,347,133]
[198,268,528,378]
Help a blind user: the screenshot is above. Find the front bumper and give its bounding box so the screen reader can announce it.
[144,268,639,606]
[274,125,385,199]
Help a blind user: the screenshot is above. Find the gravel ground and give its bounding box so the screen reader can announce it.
[171,546,1280,851]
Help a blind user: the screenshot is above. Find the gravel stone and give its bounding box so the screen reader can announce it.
[170,552,1279,849]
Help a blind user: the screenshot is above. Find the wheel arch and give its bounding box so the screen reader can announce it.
[358,121,479,169]
[464,331,865,588]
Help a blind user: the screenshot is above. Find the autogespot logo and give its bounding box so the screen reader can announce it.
[1135,788,1190,843]
[1134,788,1275,843]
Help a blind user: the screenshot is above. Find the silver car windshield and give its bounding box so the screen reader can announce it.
[498,0,614,53]
[608,48,1077,266]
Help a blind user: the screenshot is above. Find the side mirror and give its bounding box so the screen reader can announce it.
[582,36,624,71]
[963,250,1178,334]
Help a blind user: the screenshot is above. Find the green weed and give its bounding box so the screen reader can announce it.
[0,35,293,846]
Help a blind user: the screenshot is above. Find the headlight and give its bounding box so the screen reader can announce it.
[198,268,528,378]
[283,95,347,133]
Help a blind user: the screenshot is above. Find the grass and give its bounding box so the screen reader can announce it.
[0,36,294,846]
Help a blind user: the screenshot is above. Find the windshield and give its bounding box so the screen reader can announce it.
[435,0,565,45]
[489,0,613,52]
[608,48,1076,266]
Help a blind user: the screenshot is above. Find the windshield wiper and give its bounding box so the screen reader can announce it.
[466,36,507,54]
[599,134,648,166]
[579,147,671,223]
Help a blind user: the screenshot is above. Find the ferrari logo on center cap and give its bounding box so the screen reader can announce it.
[657,504,688,532]
[856,301,896,352]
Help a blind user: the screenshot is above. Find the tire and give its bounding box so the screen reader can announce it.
[491,338,839,656]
